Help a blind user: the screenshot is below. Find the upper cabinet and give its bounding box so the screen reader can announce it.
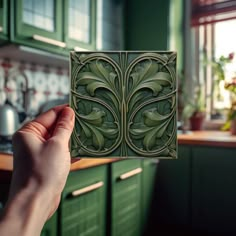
[64,0,96,51]
[12,0,96,54]
[0,0,8,42]
[0,0,123,57]
[14,0,66,54]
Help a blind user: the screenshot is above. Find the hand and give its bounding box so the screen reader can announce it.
[0,105,75,236]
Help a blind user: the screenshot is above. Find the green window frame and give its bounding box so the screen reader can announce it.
[15,0,63,42]
[64,0,96,50]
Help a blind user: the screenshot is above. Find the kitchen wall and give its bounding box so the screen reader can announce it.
[124,0,170,50]
[0,59,69,118]
[0,0,124,121]
[124,0,185,72]
[0,0,183,119]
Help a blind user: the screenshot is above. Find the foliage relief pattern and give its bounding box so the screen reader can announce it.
[70,52,177,158]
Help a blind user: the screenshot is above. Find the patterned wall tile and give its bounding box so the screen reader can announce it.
[0,59,69,118]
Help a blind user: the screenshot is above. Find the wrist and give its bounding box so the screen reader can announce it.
[1,179,53,236]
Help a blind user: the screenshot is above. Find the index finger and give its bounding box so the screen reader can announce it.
[19,104,69,139]
[34,104,69,130]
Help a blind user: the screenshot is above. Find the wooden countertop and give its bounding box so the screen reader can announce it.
[0,153,120,172]
[178,130,236,147]
[1,130,236,171]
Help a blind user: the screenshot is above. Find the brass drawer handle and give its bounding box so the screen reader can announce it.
[119,167,143,180]
[0,26,3,32]
[32,34,66,48]
[71,181,104,197]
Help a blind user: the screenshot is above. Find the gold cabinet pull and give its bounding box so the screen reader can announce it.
[32,34,66,48]
[71,181,104,197]
[0,26,3,32]
[119,167,143,180]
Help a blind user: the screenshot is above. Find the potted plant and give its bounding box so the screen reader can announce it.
[182,80,206,131]
[222,77,236,134]
[205,52,234,119]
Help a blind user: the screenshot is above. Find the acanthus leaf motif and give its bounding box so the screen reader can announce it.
[130,108,172,151]
[78,108,118,151]
[127,59,172,111]
[71,52,176,158]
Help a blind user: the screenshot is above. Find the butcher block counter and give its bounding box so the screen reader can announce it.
[0,153,119,172]
[178,130,236,148]
[1,131,236,172]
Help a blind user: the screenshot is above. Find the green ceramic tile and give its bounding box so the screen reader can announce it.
[70,51,177,159]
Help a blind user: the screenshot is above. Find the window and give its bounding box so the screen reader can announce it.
[68,0,90,43]
[96,0,124,50]
[191,0,236,120]
[23,0,54,32]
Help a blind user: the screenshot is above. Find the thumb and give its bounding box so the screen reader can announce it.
[53,107,75,143]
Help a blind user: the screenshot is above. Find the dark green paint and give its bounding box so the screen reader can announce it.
[70,51,177,158]
[141,159,158,234]
[192,146,236,234]
[10,0,96,55]
[41,212,58,236]
[153,145,192,227]
[124,0,170,50]
[63,0,96,50]
[0,0,8,42]
[15,0,63,40]
[60,165,108,236]
[110,159,142,236]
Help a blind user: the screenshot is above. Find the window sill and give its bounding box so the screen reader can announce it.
[203,119,225,131]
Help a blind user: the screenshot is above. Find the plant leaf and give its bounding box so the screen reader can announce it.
[143,127,157,151]
[79,108,105,126]
[130,123,153,139]
[90,126,104,150]
[86,81,111,96]
[136,81,162,96]
[147,72,172,86]
[143,108,170,127]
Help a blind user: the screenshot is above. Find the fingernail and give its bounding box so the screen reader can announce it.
[62,107,75,121]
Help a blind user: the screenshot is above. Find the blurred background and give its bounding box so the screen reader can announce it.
[1,0,236,137]
[1,1,236,236]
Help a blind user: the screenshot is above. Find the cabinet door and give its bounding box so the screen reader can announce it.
[0,0,8,41]
[154,145,191,228]
[141,159,158,234]
[41,212,58,236]
[14,0,65,52]
[60,165,108,236]
[64,0,96,50]
[111,159,142,236]
[192,146,236,235]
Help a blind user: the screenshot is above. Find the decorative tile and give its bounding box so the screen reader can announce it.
[70,51,177,159]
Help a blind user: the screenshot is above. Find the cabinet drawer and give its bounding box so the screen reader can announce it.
[60,165,108,236]
[111,159,142,236]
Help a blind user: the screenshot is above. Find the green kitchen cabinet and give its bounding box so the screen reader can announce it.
[41,212,58,236]
[192,146,236,235]
[63,0,96,51]
[13,0,66,54]
[141,159,159,234]
[154,145,191,229]
[60,165,108,236]
[12,0,97,54]
[0,0,8,42]
[110,159,142,236]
